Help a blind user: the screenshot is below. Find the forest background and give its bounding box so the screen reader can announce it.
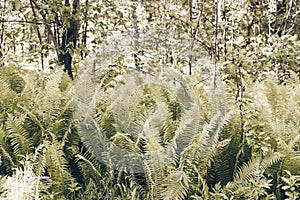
[0,0,299,199]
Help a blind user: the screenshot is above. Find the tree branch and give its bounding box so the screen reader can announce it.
[0,20,55,25]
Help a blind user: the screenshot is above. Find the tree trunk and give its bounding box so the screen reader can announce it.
[0,0,6,66]
[61,0,80,80]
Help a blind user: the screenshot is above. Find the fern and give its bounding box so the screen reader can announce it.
[31,143,47,177]
[75,151,102,179]
[71,28,227,199]
[45,139,76,198]
[144,149,175,199]
[0,158,44,200]
[6,114,33,157]
[0,125,15,169]
[225,152,283,191]
[162,170,189,200]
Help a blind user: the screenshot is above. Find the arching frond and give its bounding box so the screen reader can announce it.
[6,114,33,156]
[45,140,76,197]
[75,151,102,179]
[31,143,47,177]
[162,170,189,200]
[226,152,283,191]
[0,125,15,167]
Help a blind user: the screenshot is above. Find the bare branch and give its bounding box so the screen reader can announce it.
[0,20,55,25]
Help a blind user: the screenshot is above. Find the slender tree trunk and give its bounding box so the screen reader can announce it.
[81,0,89,59]
[0,0,6,66]
[60,0,80,79]
[131,2,140,70]
[188,0,193,75]
[29,0,44,70]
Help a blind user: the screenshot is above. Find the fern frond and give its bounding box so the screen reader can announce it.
[31,143,47,177]
[144,150,174,199]
[180,111,228,169]
[6,114,33,156]
[44,69,64,97]
[0,75,19,115]
[0,125,15,167]
[52,99,74,146]
[17,104,46,136]
[226,152,283,191]
[8,73,26,94]
[45,140,76,196]
[0,159,42,200]
[173,103,201,155]
[75,153,102,178]
[162,170,189,200]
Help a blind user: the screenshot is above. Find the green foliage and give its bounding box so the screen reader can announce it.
[281,170,300,200]
[0,0,299,199]
[0,157,47,200]
[0,67,80,199]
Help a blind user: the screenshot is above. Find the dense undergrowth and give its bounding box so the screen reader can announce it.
[0,59,299,200]
[1,0,300,199]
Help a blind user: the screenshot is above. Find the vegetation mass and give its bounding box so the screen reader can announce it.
[0,0,299,199]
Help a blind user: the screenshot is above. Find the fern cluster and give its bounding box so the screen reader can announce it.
[204,71,300,199]
[0,55,299,199]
